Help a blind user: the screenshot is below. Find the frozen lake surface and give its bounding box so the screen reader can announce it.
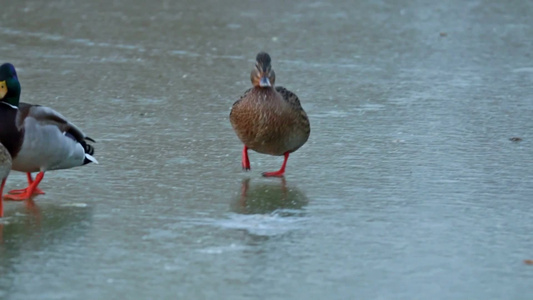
[0,0,532,299]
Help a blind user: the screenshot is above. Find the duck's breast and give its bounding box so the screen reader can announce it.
[231,89,305,155]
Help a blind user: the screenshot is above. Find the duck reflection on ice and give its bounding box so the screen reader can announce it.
[0,199,92,292]
[0,198,41,244]
[0,198,91,248]
[231,178,309,215]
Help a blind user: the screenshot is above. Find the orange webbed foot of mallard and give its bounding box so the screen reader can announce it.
[262,152,289,178]
[8,187,45,195]
[4,172,45,201]
[8,172,45,196]
[262,170,285,177]
[3,192,34,201]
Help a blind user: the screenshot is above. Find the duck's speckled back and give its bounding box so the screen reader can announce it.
[0,142,12,179]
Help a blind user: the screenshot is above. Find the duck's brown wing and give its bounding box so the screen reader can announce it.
[230,88,253,123]
[275,86,303,109]
[17,103,96,159]
[231,88,252,107]
[275,86,310,137]
[18,103,93,143]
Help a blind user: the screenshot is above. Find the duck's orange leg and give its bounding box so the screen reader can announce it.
[262,152,289,177]
[4,172,44,201]
[242,146,251,171]
[8,173,45,195]
[0,178,6,217]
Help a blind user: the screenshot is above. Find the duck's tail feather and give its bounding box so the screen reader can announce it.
[81,141,97,165]
[84,153,98,165]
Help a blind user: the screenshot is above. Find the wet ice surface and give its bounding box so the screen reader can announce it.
[1,0,533,299]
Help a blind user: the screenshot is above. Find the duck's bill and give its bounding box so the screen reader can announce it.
[259,77,271,87]
[0,81,6,99]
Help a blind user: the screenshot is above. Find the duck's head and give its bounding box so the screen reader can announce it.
[251,52,276,88]
[0,63,21,106]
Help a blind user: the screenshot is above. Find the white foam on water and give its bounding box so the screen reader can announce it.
[357,103,386,111]
[210,213,306,237]
[226,23,242,29]
[169,50,201,57]
[60,203,88,208]
[197,243,250,254]
[512,67,533,73]
[1,28,63,41]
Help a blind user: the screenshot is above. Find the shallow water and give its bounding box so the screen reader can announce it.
[0,0,532,299]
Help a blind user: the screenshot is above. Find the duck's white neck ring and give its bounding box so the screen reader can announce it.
[0,102,18,109]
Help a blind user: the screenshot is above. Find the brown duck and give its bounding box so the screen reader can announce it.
[230,52,310,177]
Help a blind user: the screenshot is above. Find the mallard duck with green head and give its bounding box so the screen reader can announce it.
[0,63,97,200]
[230,52,310,177]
